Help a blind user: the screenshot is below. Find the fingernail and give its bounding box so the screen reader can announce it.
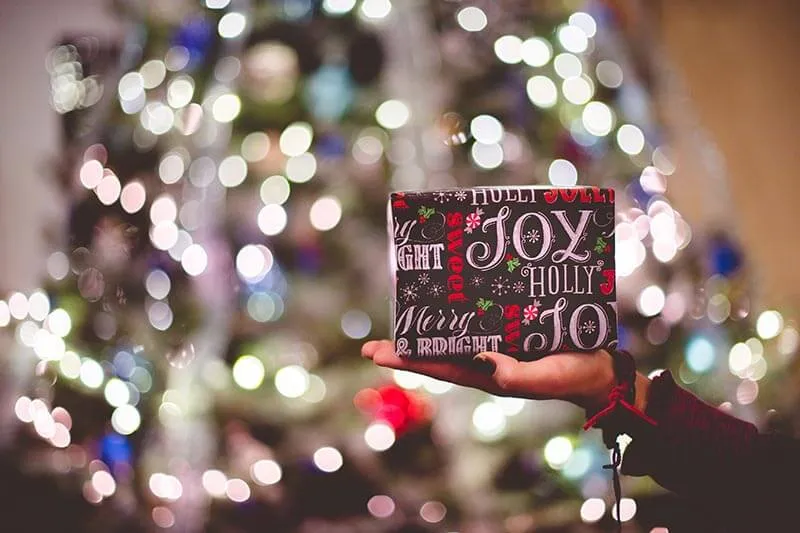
[472,353,496,375]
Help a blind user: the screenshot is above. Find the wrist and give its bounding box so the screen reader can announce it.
[582,349,617,411]
[634,372,651,413]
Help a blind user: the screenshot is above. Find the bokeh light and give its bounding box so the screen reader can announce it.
[313,446,343,472]
[232,355,265,390]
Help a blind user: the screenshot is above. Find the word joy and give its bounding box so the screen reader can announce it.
[466,206,594,271]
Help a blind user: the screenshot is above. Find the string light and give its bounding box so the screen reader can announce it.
[313,446,343,472]
[580,498,606,523]
[251,459,282,485]
[202,470,228,497]
[218,12,247,39]
[367,495,395,518]
[274,365,309,398]
[557,24,588,54]
[211,93,241,122]
[548,159,578,186]
[258,204,288,235]
[526,76,558,108]
[232,355,266,390]
[456,6,487,32]
[494,35,523,64]
[521,37,552,67]
[543,436,573,469]
[323,0,356,16]
[471,401,507,441]
[756,310,783,339]
[364,422,395,451]
[309,196,342,231]
[360,0,392,20]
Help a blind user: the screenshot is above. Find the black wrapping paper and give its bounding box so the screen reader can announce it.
[388,187,617,361]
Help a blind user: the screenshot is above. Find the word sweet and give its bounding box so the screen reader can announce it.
[445,212,468,304]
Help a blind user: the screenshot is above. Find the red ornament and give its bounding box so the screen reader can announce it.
[358,384,430,435]
[505,253,513,261]
[418,216,426,223]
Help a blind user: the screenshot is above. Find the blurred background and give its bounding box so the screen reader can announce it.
[1,0,799,531]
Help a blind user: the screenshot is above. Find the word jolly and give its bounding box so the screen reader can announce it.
[466,206,593,270]
[396,243,445,271]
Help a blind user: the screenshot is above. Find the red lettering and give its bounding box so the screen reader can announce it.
[580,188,593,203]
[447,275,464,293]
[448,292,468,304]
[446,212,463,227]
[447,230,463,255]
[504,304,520,319]
[544,189,558,204]
[561,189,578,203]
[599,269,615,296]
[445,213,467,305]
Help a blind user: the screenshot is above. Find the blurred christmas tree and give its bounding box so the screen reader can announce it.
[0,0,798,532]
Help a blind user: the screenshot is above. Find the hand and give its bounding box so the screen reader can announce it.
[361,340,621,412]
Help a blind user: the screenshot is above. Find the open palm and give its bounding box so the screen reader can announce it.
[361,340,615,411]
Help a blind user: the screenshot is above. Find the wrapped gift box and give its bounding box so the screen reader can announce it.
[388,186,617,361]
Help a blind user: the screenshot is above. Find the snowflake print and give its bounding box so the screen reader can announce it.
[417,272,430,285]
[491,276,509,296]
[454,190,468,202]
[400,283,419,303]
[513,281,526,294]
[433,191,451,204]
[470,275,484,288]
[581,320,597,334]
[428,283,445,298]
[524,229,540,244]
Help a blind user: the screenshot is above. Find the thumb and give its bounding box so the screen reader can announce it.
[474,351,544,397]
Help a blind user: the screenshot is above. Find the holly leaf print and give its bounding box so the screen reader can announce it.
[476,298,494,312]
[417,206,436,222]
[506,257,520,272]
[594,236,607,254]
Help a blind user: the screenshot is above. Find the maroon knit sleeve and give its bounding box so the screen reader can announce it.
[621,370,758,493]
[618,371,800,530]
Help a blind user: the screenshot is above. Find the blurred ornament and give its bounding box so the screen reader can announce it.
[242,42,300,103]
[100,431,133,475]
[304,64,355,122]
[171,16,214,70]
[436,112,469,146]
[166,342,196,369]
[315,132,347,158]
[78,268,106,302]
[554,132,589,169]
[708,234,743,277]
[373,384,429,435]
[347,31,385,85]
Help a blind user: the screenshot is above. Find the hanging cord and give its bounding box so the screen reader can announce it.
[583,350,658,532]
[603,441,623,533]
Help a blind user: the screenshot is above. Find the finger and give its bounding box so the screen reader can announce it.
[477,351,575,399]
[370,343,499,392]
[361,339,391,359]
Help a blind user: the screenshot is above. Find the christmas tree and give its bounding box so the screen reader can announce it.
[1,0,797,532]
